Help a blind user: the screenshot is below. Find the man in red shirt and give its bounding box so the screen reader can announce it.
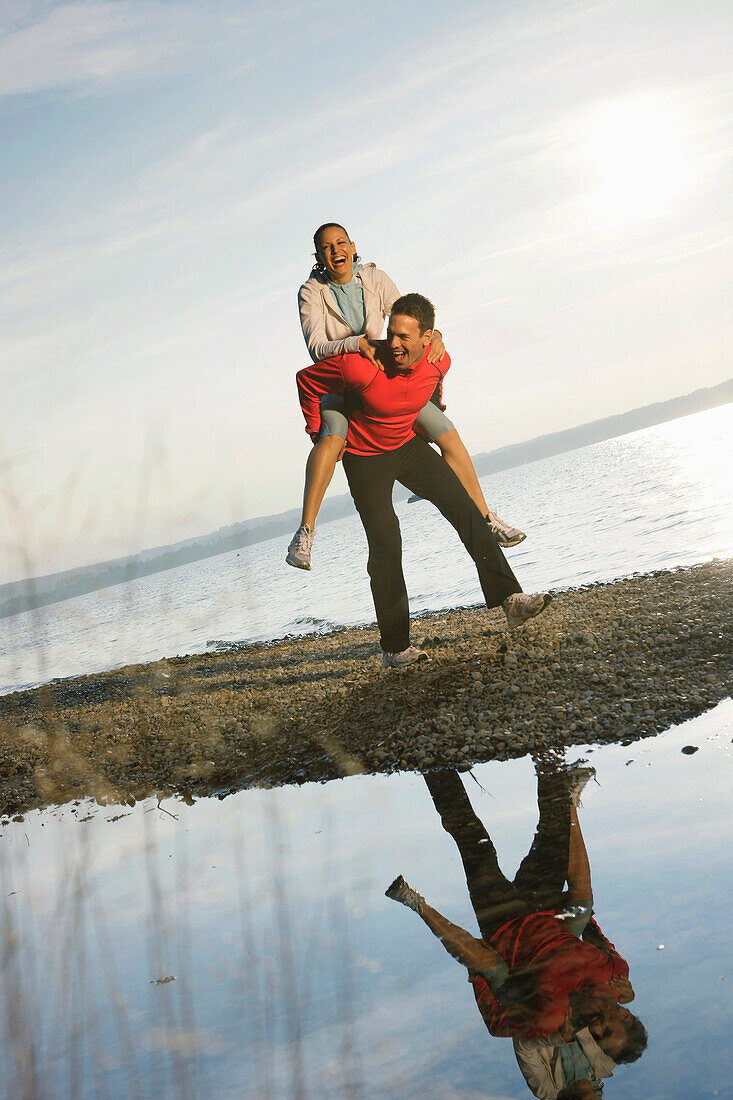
[386,766,647,1078]
[296,293,552,667]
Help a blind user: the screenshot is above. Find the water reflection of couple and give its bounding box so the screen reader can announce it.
[387,763,647,1099]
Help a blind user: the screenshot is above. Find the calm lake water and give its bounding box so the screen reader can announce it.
[2,407,732,1097]
[2,404,732,696]
[1,701,731,1098]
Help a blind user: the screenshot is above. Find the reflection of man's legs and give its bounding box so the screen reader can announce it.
[342,448,410,653]
[512,765,572,911]
[395,436,520,609]
[424,770,525,938]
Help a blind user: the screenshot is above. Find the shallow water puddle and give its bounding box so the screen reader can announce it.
[1,701,731,1099]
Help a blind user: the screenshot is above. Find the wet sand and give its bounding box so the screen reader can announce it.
[0,559,730,817]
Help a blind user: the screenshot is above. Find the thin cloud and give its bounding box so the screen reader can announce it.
[0,0,269,97]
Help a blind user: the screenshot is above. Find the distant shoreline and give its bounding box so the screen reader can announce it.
[0,559,730,819]
[2,380,731,619]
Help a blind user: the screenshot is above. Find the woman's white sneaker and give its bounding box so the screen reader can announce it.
[385,875,425,914]
[503,591,552,629]
[566,764,597,807]
[286,524,315,570]
[487,510,527,548]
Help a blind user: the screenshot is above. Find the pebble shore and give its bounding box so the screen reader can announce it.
[0,559,730,817]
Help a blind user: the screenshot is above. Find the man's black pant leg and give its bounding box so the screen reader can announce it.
[397,437,520,609]
[342,448,410,653]
[424,770,526,939]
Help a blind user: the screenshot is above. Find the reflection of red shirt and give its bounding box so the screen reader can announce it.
[296,348,449,456]
[470,915,629,1039]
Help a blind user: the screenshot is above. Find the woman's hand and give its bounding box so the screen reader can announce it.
[358,335,384,371]
[560,1082,597,1100]
[609,975,635,1003]
[427,328,446,363]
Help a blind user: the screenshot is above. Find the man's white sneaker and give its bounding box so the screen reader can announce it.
[381,646,429,669]
[286,524,315,570]
[503,591,552,629]
[487,510,527,548]
[385,875,425,914]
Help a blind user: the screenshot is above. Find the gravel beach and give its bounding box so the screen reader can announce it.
[0,559,730,817]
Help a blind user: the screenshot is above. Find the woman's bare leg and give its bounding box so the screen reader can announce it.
[567,804,592,902]
[301,434,345,530]
[434,429,491,516]
[414,403,525,546]
[419,901,502,972]
[385,876,501,972]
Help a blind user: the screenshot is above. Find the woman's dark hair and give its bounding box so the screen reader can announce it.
[615,1015,648,1064]
[390,292,435,333]
[311,223,360,274]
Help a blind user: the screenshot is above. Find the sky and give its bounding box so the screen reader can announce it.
[1,0,732,585]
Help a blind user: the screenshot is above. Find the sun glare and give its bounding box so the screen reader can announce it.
[573,92,702,225]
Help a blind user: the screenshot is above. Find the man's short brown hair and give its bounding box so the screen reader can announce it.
[390,293,435,333]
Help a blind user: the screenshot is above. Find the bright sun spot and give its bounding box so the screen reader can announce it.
[572,92,702,225]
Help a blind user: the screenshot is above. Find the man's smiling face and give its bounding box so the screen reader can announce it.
[386,313,432,372]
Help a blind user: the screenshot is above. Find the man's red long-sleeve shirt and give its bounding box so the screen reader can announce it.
[296,348,450,457]
[470,914,629,1039]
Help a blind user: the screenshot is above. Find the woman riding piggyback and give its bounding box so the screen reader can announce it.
[286,223,526,571]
